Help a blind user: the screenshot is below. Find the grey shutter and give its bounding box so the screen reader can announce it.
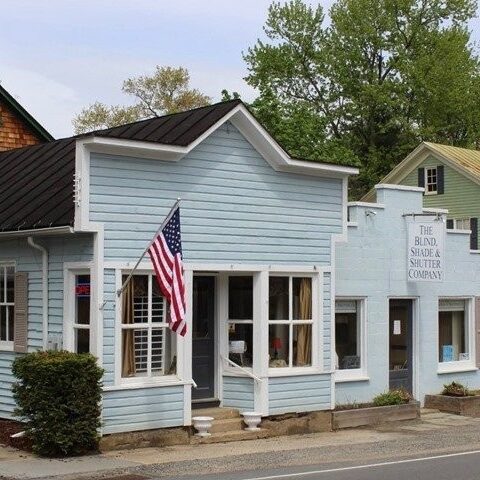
[476,297,480,368]
[446,219,454,229]
[470,218,478,250]
[437,165,444,194]
[418,168,425,188]
[13,272,28,353]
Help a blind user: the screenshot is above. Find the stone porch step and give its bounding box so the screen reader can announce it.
[190,428,268,445]
[209,417,245,433]
[192,407,241,420]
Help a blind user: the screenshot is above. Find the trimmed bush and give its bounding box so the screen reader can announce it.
[373,389,411,407]
[12,350,103,456]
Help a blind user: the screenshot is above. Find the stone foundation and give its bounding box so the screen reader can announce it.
[260,411,332,437]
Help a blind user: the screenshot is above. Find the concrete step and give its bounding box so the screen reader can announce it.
[209,417,245,433]
[190,429,268,445]
[192,407,241,420]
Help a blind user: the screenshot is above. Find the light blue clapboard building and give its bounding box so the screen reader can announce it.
[0,100,357,435]
[1,100,479,438]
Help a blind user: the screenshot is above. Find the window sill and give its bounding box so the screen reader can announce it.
[105,376,189,391]
[268,367,324,377]
[0,342,14,352]
[334,370,369,383]
[437,362,477,375]
[424,191,438,196]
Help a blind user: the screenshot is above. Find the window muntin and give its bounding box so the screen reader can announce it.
[121,274,176,379]
[268,276,312,368]
[335,300,361,370]
[438,299,469,363]
[0,265,15,347]
[227,276,253,367]
[74,274,90,353]
[425,167,438,194]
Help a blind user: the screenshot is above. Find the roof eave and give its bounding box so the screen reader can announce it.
[0,225,74,239]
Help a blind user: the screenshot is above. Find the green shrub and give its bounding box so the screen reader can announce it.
[12,351,103,456]
[373,389,411,407]
[441,381,472,397]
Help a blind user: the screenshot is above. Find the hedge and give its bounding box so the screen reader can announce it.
[12,350,103,456]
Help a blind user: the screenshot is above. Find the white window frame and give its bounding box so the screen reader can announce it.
[334,297,368,383]
[425,167,438,195]
[0,262,15,352]
[437,297,476,374]
[267,273,319,375]
[452,218,471,231]
[223,273,255,375]
[115,269,184,387]
[63,265,93,354]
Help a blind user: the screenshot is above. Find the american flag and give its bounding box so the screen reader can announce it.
[148,207,186,336]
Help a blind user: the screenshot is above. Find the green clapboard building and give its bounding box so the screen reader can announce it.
[362,142,480,250]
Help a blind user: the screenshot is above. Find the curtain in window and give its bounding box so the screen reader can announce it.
[296,278,312,366]
[121,278,136,377]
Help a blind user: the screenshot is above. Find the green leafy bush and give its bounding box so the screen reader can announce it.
[373,389,411,407]
[12,351,103,456]
[441,381,472,397]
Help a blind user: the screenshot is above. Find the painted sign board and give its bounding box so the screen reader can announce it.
[407,219,445,282]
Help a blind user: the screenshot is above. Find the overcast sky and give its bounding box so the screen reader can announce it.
[0,0,477,138]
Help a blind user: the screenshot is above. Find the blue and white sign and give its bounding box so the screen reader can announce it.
[407,220,445,282]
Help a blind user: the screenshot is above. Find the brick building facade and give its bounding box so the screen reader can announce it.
[0,84,53,151]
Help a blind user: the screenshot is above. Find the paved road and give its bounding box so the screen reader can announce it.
[159,450,480,480]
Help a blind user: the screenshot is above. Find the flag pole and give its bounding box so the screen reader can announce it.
[116,198,181,297]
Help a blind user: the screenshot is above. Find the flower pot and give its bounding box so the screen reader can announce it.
[242,411,262,431]
[192,416,214,437]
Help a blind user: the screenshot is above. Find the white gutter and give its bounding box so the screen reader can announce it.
[0,226,74,239]
[27,237,48,350]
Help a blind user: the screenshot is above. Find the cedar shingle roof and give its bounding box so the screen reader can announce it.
[0,100,242,232]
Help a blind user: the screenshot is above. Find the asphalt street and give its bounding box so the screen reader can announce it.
[158,450,480,480]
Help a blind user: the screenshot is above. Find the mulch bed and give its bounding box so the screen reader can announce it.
[0,419,32,451]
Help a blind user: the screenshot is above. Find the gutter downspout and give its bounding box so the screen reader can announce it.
[27,237,48,350]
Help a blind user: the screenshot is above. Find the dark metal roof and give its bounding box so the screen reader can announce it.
[0,84,54,142]
[0,100,242,232]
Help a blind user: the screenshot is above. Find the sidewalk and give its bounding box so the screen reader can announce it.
[2,410,480,480]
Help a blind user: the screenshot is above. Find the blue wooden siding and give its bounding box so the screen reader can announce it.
[0,235,93,418]
[222,376,254,411]
[102,386,184,434]
[89,123,343,265]
[268,375,331,415]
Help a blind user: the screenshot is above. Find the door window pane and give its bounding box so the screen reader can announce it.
[75,275,90,325]
[75,328,90,354]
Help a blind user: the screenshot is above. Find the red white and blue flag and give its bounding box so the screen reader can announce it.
[148,207,186,336]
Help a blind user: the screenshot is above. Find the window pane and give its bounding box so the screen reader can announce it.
[8,306,14,342]
[229,276,253,320]
[6,267,14,303]
[293,324,312,367]
[269,277,289,320]
[335,310,360,369]
[439,310,467,362]
[0,306,6,341]
[133,276,148,324]
[134,329,149,375]
[152,279,165,323]
[75,328,90,354]
[151,327,177,375]
[293,277,312,320]
[228,323,253,367]
[269,324,289,367]
[0,267,4,303]
[75,275,90,325]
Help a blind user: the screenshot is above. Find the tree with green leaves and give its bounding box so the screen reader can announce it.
[73,66,211,134]
[244,0,480,197]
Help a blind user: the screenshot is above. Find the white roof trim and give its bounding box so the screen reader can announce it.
[348,202,385,209]
[0,226,74,238]
[78,104,358,179]
[375,183,425,193]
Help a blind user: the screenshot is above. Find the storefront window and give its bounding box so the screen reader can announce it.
[335,300,361,370]
[227,276,253,367]
[438,299,469,363]
[121,274,176,378]
[269,276,312,368]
